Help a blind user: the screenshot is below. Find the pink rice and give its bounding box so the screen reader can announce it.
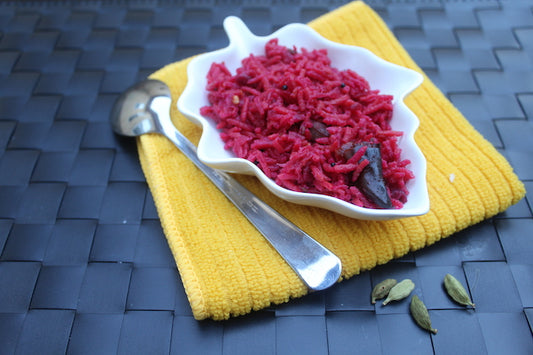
[200,39,413,209]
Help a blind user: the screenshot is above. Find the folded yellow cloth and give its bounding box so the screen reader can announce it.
[138,1,525,320]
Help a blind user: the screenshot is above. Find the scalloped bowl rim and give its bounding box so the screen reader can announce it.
[177,16,429,220]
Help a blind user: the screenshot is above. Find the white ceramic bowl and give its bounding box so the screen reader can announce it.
[178,16,429,220]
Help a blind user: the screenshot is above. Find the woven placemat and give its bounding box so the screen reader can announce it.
[0,0,531,353]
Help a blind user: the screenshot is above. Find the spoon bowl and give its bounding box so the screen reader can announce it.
[111,79,171,137]
[110,79,342,291]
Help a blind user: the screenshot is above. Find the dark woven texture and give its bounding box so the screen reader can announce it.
[0,0,532,354]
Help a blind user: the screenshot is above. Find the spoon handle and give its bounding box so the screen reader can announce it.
[155,98,342,291]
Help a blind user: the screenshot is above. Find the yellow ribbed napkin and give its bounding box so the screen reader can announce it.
[138,1,525,320]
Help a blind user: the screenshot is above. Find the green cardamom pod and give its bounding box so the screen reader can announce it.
[371,278,397,304]
[410,295,437,334]
[382,279,414,306]
[444,273,475,308]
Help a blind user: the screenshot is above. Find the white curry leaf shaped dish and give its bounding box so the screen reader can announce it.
[178,16,429,220]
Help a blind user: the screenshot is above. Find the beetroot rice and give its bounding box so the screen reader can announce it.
[200,39,414,209]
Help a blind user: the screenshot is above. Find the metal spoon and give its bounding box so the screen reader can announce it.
[111,79,342,291]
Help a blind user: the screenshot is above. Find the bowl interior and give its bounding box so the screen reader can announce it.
[178,16,429,220]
